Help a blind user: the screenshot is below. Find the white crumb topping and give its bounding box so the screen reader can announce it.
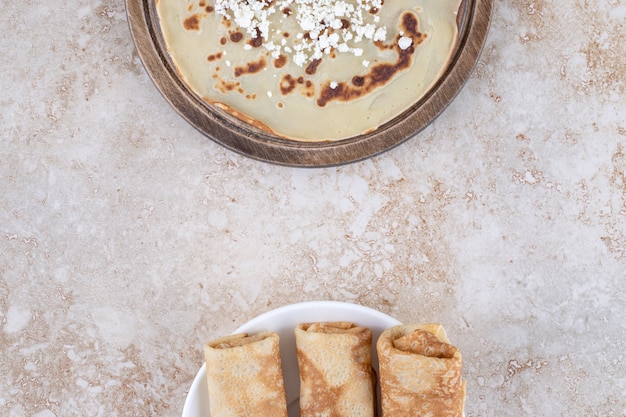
[362,60,370,67]
[373,27,386,42]
[398,36,413,50]
[329,81,338,89]
[293,51,307,66]
[214,0,388,66]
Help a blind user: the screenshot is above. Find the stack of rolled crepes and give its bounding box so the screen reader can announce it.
[203,332,288,417]
[203,322,464,417]
[377,324,466,417]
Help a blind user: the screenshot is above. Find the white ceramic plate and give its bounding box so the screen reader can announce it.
[181,300,401,417]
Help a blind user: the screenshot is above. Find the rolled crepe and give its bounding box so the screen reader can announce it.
[295,322,375,417]
[203,332,288,417]
[377,324,465,417]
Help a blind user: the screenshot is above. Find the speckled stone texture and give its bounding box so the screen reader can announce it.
[1,0,625,416]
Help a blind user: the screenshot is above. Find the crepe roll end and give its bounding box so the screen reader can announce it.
[377,324,465,417]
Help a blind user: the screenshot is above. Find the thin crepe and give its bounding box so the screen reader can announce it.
[295,322,375,417]
[155,0,462,141]
[377,324,465,417]
[203,332,288,417]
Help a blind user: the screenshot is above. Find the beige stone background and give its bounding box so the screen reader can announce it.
[1,0,625,416]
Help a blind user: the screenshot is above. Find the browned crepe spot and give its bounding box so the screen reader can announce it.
[183,14,201,31]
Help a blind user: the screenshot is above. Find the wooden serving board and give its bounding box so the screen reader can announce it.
[126,0,493,167]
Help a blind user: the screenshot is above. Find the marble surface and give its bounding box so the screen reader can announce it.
[1,0,625,416]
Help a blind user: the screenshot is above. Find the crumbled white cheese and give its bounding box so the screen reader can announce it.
[293,51,307,66]
[398,36,413,50]
[330,81,338,89]
[214,0,388,66]
[362,60,370,67]
[373,27,387,42]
